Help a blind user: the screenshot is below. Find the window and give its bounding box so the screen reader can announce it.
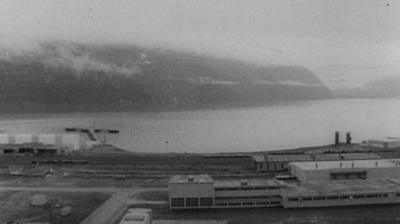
[271,201,281,205]
[327,196,339,200]
[226,187,239,191]
[257,202,269,205]
[313,197,325,200]
[171,198,184,207]
[366,194,378,198]
[288,198,298,202]
[185,198,199,207]
[353,195,365,199]
[241,187,253,190]
[215,187,225,191]
[229,202,241,206]
[302,197,312,201]
[243,202,254,205]
[330,171,367,180]
[200,197,213,207]
[254,186,267,190]
[340,195,350,199]
[215,197,234,200]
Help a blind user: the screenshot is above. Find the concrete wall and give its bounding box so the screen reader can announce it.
[368,167,400,179]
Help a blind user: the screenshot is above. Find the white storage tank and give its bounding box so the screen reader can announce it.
[60,134,81,150]
[37,134,56,145]
[15,134,33,144]
[0,134,10,144]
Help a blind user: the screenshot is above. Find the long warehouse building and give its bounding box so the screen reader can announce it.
[0,133,99,155]
[170,159,400,209]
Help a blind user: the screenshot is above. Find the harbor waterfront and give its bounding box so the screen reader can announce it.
[1,98,400,223]
[1,98,400,153]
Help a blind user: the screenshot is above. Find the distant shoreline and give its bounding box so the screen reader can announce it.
[0,97,394,116]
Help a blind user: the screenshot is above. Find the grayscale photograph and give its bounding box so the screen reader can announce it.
[0,0,399,223]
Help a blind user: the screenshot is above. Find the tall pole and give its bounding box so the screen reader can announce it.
[48,203,53,224]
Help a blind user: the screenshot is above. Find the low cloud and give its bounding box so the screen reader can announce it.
[41,44,143,76]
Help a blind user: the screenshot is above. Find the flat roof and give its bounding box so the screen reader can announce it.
[340,153,381,160]
[283,178,400,197]
[214,178,281,188]
[368,138,400,143]
[267,153,381,163]
[170,175,214,184]
[313,154,340,161]
[267,154,312,162]
[121,208,151,224]
[251,154,266,162]
[290,159,397,170]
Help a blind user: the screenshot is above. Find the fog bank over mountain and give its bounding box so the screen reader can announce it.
[0,41,333,112]
[1,0,400,91]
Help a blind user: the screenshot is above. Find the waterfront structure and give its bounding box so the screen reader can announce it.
[250,153,381,172]
[170,159,400,209]
[281,178,400,208]
[289,159,400,182]
[361,138,400,149]
[169,175,284,209]
[0,133,100,155]
[282,159,400,208]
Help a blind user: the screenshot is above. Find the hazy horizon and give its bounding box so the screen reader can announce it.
[1,0,400,88]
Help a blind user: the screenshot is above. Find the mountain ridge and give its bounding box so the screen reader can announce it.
[0,42,333,113]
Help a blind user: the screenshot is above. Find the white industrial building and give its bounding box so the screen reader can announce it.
[170,159,400,209]
[0,133,99,155]
[289,159,400,182]
[282,159,400,208]
[361,138,400,149]
[169,175,284,209]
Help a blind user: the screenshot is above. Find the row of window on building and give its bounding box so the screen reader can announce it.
[286,192,396,202]
[170,195,283,209]
[214,185,280,191]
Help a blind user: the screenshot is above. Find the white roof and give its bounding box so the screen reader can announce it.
[290,159,397,170]
[119,208,151,224]
[170,175,213,184]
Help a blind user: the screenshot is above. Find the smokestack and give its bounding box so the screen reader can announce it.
[346,132,352,144]
[335,131,340,145]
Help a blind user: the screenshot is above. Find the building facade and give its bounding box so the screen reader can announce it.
[169,175,284,209]
[0,133,100,155]
[251,153,381,172]
[170,159,400,209]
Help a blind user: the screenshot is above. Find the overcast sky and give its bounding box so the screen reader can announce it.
[0,0,399,88]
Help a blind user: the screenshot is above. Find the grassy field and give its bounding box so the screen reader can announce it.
[0,191,110,224]
[132,190,169,201]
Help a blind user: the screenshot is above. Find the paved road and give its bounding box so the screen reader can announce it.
[80,189,133,224]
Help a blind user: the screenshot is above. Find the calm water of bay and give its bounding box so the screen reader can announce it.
[1,99,399,153]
